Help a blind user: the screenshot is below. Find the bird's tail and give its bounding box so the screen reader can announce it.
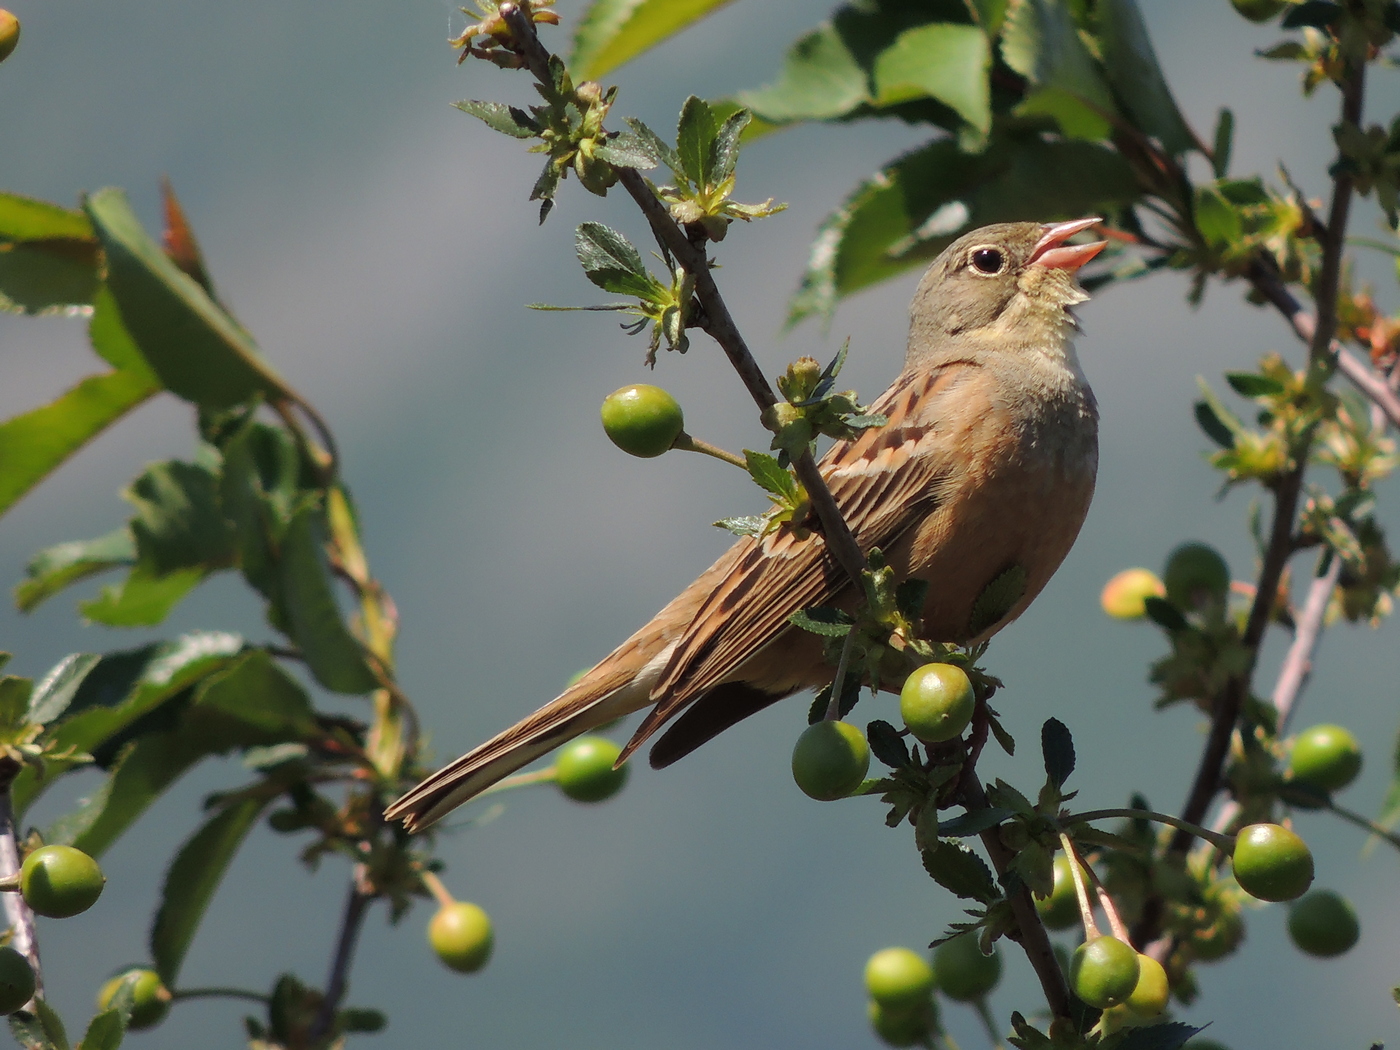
[384,670,650,832]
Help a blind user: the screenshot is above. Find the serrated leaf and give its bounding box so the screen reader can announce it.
[452,99,540,138]
[1213,108,1234,178]
[571,0,737,80]
[151,794,270,985]
[1142,596,1188,631]
[938,807,1015,837]
[713,515,765,537]
[744,450,798,500]
[1001,0,1117,140]
[969,564,1026,637]
[27,653,102,726]
[808,674,861,723]
[279,506,378,694]
[77,1008,126,1050]
[8,1000,70,1050]
[1096,0,1195,156]
[872,23,991,132]
[15,528,135,613]
[1114,1022,1205,1050]
[1041,717,1075,787]
[86,188,291,409]
[921,839,999,902]
[593,131,660,170]
[574,222,666,299]
[788,606,855,637]
[987,779,1036,816]
[737,21,870,123]
[988,714,1016,756]
[867,719,910,768]
[1225,371,1286,397]
[126,460,237,575]
[709,108,749,186]
[676,96,720,189]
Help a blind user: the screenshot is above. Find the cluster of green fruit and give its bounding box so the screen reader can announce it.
[427,735,629,973]
[863,934,1001,1047]
[791,663,973,801]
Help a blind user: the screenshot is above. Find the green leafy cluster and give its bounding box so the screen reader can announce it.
[763,343,887,463]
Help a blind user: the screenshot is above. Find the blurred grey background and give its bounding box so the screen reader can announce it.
[0,1,1398,1047]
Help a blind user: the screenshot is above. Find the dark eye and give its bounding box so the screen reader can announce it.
[970,248,1004,275]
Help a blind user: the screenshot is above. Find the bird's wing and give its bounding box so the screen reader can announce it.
[621,360,983,757]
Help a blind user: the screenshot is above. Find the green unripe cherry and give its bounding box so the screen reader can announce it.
[899,663,975,744]
[1287,889,1360,957]
[0,11,17,64]
[791,721,869,801]
[1124,953,1169,1017]
[933,931,1002,1002]
[98,968,171,1030]
[21,844,105,918]
[600,384,684,458]
[0,948,33,1014]
[428,901,495,973]
[864,947,934,1011]
[868,1000,933,1047]
[1163,542,1230,610]
[1232,823,1314,902]
[1288,724,1363,793]
[1070,936,1140,1009]
[1100,568,1166,620]
[1036,854,1084,931]
[555,736,628,803]
[1189,901,1244,962]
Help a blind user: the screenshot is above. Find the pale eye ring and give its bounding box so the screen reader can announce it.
[969,247,1005,275]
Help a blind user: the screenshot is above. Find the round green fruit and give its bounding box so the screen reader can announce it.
[600,384,684,458]
[428,901,494,973]
[0,948,33,1014]
[1125,953,1169,1017]
[0,11,17,64]
[1163,543,1230,609]
[1189,902,1244,962]
[1287,889,1360,957]
[933,931,1002,1002]
[98,968,170,1030]
[1070,936,1140,1009]
[868,1000,933,1048]
[21,844,105,918]
[1229,0,1287,21]
[899,663,975,744]
[1288,724,1362,794]
[1232,823,1314,902]
[1101,568,1166,620]
[791,720,869,801]
[864,947,934,1011]
[555,736,628,803]
[1036,855,1085,931]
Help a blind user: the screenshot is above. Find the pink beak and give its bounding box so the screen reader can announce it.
[1028,217,1107,271]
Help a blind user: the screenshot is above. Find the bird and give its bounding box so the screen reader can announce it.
[387,217,1106,832]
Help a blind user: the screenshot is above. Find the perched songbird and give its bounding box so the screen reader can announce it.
[388,218,1106,831]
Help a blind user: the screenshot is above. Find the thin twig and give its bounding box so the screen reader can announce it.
[0,777,39,1008]
[1272,552,1343,732]
[824,629,859,721]
[1328,798,1400,850]
[308,867,373,1041]
[170,987,271,1004]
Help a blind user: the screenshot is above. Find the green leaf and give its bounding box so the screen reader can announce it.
[571,0,738,80]
[713,515,764,537]
[1212,108,1234,178]
[1114,1023,1205,1050]
[80,565,205,628]
[27,653,102,727]
[938,807,1016,837]
[593,131,661,170]
[0,239,101,315]
[85,188,292,409]
[76,1008,126,1050]
[709,108,749,185]
[867,719,910,768]
[88,286,159,379]
[0,360,159,520]
[737,22,871,123]
[0,677,33,731]
[1040,717,1075,787]
[279,506,378,694]
[788,606,855,637]
[1001,0,1116,140]
[452,99,540,138]
[220,420,299,602]
[968,563,1026,637]
[0,192,94,242]
[676,95,719,188]
[574,222,666,299]
[337,1008,387,1034]
[15,528,135,613]
[1095,0,1196,156]
[788,135,1137,324]
[920,839,1000,902]
[1194,379,1247,445]
[1193,185,1243,247]
[53,650,316,858]
[965,0,1009,34]
[126,460,237,575]
[8,1000,71,1050]
[1142,596,1188,632]
[1225,371,1286,397]
[743,450,798,500]
[872,24,991,132]
[150,794,271,985]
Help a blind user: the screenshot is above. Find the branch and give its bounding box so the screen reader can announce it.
[497,2,869,586]
[0,777,39,1009]
[307,866,373,1041]
[1271,552,1343,732]
[962,776,1071,1019]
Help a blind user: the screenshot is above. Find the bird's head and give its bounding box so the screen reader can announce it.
[906,218,1107,367]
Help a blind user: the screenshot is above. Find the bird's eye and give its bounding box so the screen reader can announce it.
[970,248,1004,275]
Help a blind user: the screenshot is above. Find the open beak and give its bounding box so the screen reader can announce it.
[1028,217,1107,271]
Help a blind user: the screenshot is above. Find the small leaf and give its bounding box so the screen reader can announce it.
[76,1008,125,1050]
[27,653,102,726]
[1040,718,1075,788]
[921,839,999,902]
[15,528,135,613]
[0,677,33,731]
[937,807,1016,837]
[574,222,665,299]
[743,450,798,500]
[1114,1022,1206,1050]
[80,565,205,628]
[337,1008,387,1034]
[1281,1,1341,28]
[151,795,271,985]
[676,96,720,188]
[1143,596,1188,631]
[968,564,1026,637]
[571,0,738,80]
[1213,108,1234,178]
[713,515,764,537]
[1225,372,1286,397]
[593,131,660,170]
[895,578,929,623]
[708,108,750,185]
[988,714,1016,756]
[788,606,854,637]
[867,719,910,768]
[452,99,540,138]
[160,177,214,294]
